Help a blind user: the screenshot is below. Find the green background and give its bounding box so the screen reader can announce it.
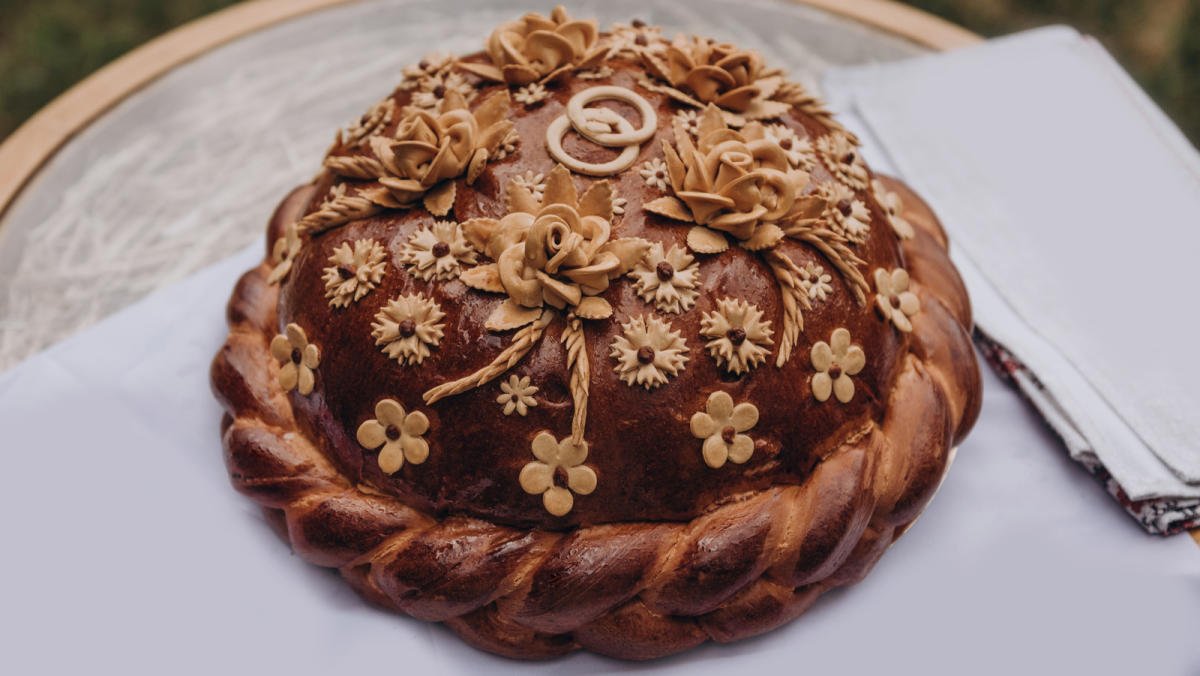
[0,0,1196,144]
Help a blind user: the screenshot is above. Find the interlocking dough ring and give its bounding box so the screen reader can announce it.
[565,85,657,146]
[547,107,641,177]
[547,86,658,177]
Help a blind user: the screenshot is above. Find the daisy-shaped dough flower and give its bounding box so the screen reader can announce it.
[816,132,870,190]
[519,432,597,516]
[371,293,446,366]
[810,328,866,403]
[873,268,921,332]
[690,391,759,468]
[764,123,816,171]
[819,182,871,244]
[400,51,455,88]
[609,314,689,390]
[410,70,476,111]
[513,82,550,106]
[800,262,833,302]
[872,178,915,240]
[511,170,547,202]
[700,297,774,375]
[497,374,539,416]
[322,239,387,308]
[269,323,320,395]
[674,109,701,138]
[493,127,521,160]
[355,399,430,474]
[399,220,478,281]
[639,157,670,191]
[627,242,700,314]
[605,20,666,58]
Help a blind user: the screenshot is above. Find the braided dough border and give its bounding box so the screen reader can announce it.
[210,176,981,661]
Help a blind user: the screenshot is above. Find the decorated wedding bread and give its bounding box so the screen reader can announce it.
[211,7,982,660]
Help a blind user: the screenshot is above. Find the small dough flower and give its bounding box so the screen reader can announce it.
[356,399,430,474]
[399,220,478,281]
[874,268,921,332]
[511,170,547,202]
[269,323,320,395]
[800,262,833,302]
[497,375,539,416]
[639,157,670,191]
[612,196,627,216]
[674,109,701,137]
[872,178,915,240]
[690,391,759,468]
[628,242,700,314]
[322,239,387,307]
[819,182,872,244]
[513,82,550,106]
[410,70,475,111]
[493,127,520,160]
[700,297,774,375]
[519,432,598,516]
[811,328,866,403]
[400,51,454,87]
[764,123,816,171]
[610,315,689,390]
[371,293,446,366]
[816,131,869,190]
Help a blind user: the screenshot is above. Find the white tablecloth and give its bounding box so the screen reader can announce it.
[0,244,1196,674]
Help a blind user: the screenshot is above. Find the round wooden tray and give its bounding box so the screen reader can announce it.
[0,0,965,367]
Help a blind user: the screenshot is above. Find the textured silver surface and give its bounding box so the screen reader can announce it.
[0,0,925,369]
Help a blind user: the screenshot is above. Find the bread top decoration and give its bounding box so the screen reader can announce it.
[264,6,934,527]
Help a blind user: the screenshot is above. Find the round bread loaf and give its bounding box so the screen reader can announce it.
[212,6,982,660]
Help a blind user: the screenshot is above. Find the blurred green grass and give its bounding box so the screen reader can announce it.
[0,0,1197,145]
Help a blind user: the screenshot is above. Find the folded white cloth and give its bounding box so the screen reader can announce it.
[0,246,1197,673]
[822,27,1200,531]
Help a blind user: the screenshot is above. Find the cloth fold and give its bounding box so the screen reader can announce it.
[822,26,1200,534]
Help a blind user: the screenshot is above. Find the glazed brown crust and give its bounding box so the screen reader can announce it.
[277,60,915,528]
[211,176,981,659]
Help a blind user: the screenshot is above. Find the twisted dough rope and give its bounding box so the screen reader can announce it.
[212,182,981,660]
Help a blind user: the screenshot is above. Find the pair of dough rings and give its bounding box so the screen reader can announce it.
[546,86,658,177]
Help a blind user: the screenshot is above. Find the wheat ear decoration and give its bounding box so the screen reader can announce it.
[324,155,387,180]
[765,249,811,367]
[775,82,858,144]
[562,312,590,445]
[297,194,382,236]
[784,221,869,305]
[423,310,554,405]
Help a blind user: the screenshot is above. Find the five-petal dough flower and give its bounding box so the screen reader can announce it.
[519,431,598,516]
[690,391,759,468]
[270,323,320,395]
[356,399,431,474]
[810,328,866,403]
[874,268,920,332]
